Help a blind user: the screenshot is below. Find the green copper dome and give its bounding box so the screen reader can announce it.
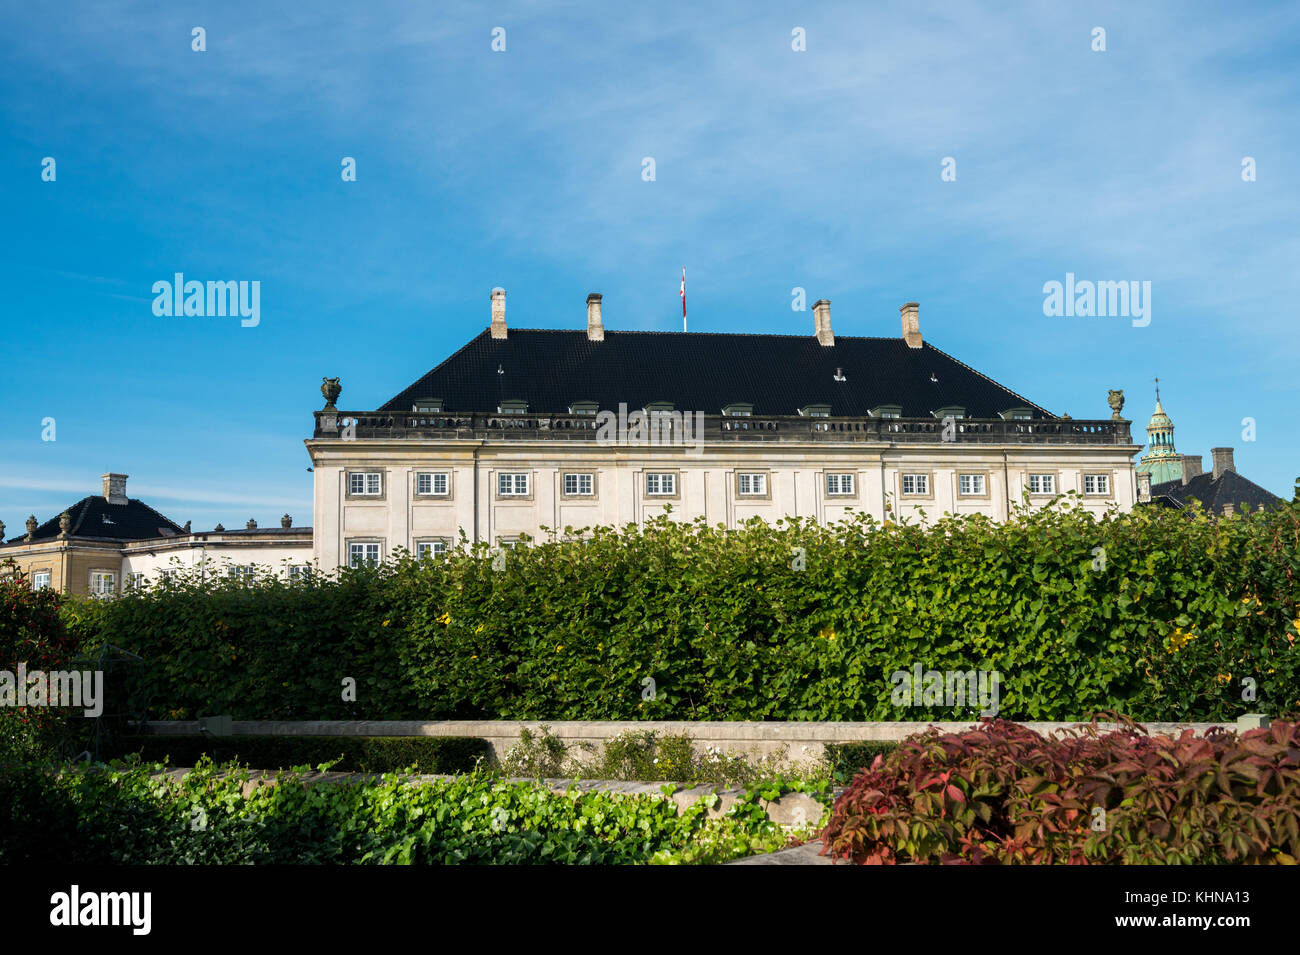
[1136,389,1182,485]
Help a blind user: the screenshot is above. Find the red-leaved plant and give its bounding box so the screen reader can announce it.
[820,715,1300,864]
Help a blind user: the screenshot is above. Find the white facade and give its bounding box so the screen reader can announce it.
[308,437,1139,567]
[120,530,314,585]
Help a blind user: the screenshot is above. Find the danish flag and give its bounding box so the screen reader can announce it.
[680,267,686,331]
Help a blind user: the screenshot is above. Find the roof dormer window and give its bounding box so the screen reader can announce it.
[799,404,831,418]
[999,407,1034,420]
[413,399,444,413]
[870,404,903,419]
[644,401,674,413]
[933,406,966,420]
[497,399,528,414]
[568,400,599,415]
[722,403,753,417]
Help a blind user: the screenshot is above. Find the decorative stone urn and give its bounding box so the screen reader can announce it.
[0,520,6,542]
[321,377,342,411]
[246,518,258,530]
[25,515,38,540]
[1107,389,1125,420]
[214,523,225,532]
[59,511,71,537]
[281,514,292,528]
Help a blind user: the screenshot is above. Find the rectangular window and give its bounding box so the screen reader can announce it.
[31,571,51,591]
[1027,473,1056,494]
[348,542,381,567]
[416,472,449,496]
[737,472,767,496]
[349,471,382,496]
[959,473,986,496]
[826,473,855,495]
[90,571,115,596]
[288,565,312,582]
[563,473,594,496]
[1083,473,1110,495]
[497,472,530,496]
[126,572,145,590]
[416,540,449,560]
[227,565,255,581]
[901,473,929,495]
[645,472,676,496]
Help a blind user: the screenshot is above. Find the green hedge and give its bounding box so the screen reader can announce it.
[63,498,1300,722]
[107,735,490,773]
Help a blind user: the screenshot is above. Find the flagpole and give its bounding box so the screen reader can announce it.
[681,267,687,332]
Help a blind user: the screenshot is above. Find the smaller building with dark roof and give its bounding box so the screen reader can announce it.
[0,474,313,594]
[1144,447,1284,515]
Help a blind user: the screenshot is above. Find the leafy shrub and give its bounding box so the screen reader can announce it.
[0,562,85,762]
[107,735,490,774]
[0,759,793,865]
[63,500,1300,722]
[819,717,1300,864]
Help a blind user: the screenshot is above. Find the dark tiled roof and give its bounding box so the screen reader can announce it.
[2,496,185,545]
[1150,470,1284,513]
[380,329,1055,418]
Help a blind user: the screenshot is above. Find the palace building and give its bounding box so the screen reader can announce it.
[306,291,1143,568]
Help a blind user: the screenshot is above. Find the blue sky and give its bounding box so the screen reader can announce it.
[2,0,1298,530]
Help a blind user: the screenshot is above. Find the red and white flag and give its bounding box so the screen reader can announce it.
[680,267,686,331]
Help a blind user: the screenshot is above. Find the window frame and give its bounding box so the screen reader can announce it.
[31,569,52,591]
[825,472,857,497]
[414,470,452,498]
[345,470,386,500]
[1026,472,1059,496]
[561,471,596,499]
[957,471,991,499]
[89,569,116,596]
[495,471,532,500]
[1082,472,1113,496]
[414,539,450,561]
[899,472,933,498]
[735,471,771,500]
[644,471,679,498]
[346,540,383,568]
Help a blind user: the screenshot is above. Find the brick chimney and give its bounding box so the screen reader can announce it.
[586,293,604,341]
[812,299,834,346]
[1211,447,1235,480]
[901,302,922,349]
[1181,455,1203,485]
[1137,470,1151,503]
[490,288,507,339]
[102,473,128,505]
